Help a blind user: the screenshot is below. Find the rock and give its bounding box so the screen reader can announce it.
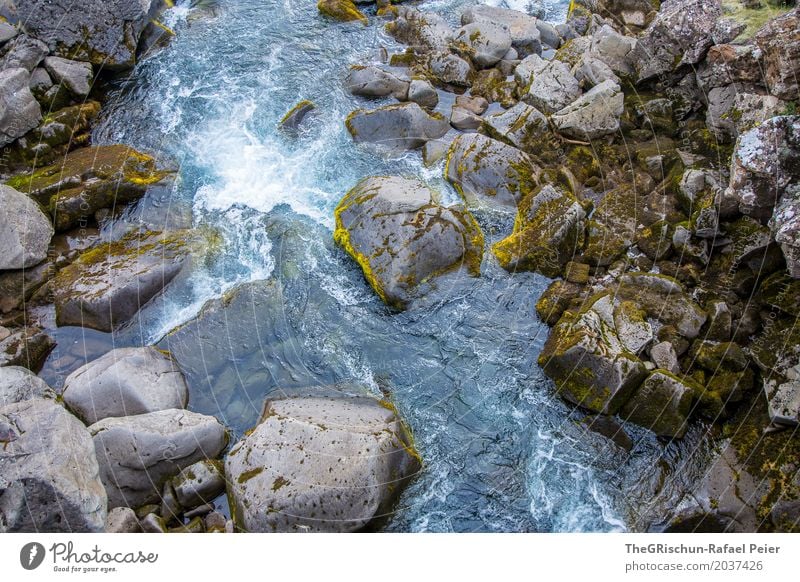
[89,408,228,508]
[588,24,635,76]
[43,56,93,98]
[0,34,49,71]
[204,511,226,532]
[160,482,181,523]
[470,68,516,107]
[104,507,140,533]
[704,299,732,341]
[572,53,620,88]
[52,230,193,332]
[522,58,582,114]
[16,0,164,69]
[407,79,438,109]
[225,390,420,532]
[461,5,542,57]
[553,35,591,68]
[492,184,587,277]
[551,79,624,140]
[650,341,681,374]
[62,347,190,425]
[344,65,409,99]
[539,294,648,414]
[0,21,17,44]
[278,99,316,133]
[630,0,721,82]
[0,326,53,370]
[444,133,539,210]
[421,133,456,166]
[455,94,488,115]
[754,8,800,101]
[171,459,225,509]
[0,399,107,532]
[454,22,512,68]
[771,185,800,278]
[0,366,55,406]
[427,52,473,87]
[695,44,763,92]
[345,102,449,151]
[5,145,171,231]
[581,415,633,452]
[0,68,41,146]
[750,318,800,426]
[514,53,546,88]
[0,184,53,270]
[480,101,548,152]
[536,279,585,326]
[621,370,696,438]
[565,261,590,284]
[692,341,748,373]
[386,7,453,52]
[613,300,653,355]
[317,0,367,24]
[731,93,786,136]
[450,106,482,130]
[334,176,482,308]
[139,512,166,533]
[581,185,641,266]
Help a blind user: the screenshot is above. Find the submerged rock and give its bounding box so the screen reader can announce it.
[334,176,483,308]
[225,389,420,532]
[278,99,316,133]
[750,318,800,426]
[0,399,107,532]
[0,184,54,271]
[346,102,449,151]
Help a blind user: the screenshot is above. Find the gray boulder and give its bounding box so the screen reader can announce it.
[650,341,681,374]
[43,56,93,98]
[171,459,226,509]
[89,408,228,509]
[225,391,421,532]
[278,99,316,133]
[771,187,800,279]
[104,506,140,533]
[62,347,190,425]
[0,68,41,146]
[386,7,453,52]
[621,370,697,439]
[572,53,620,88]
[344,65,409,100]
[0,34,49,71]
[0,326,53,370]
[481,101,549,152]
[750,318,800,426]
[754,8,800,101]
[454,22,512,68]
[407,79,438,109]
[445,133,539,210]
[427,51,473,87]
[551,79,623,140]
[52,230,193,332]
[0,366,55,406]
[0,184,53,270]
[461,5,542,57]
[345,102,449,151]
[514,53,547,88]
[731,93,786,136]
[450,106,482,130]
[588,24,635,76]
[334,176,483,308]
[0,21,17,44]
[0,399,107,532]
[522,58,582,114]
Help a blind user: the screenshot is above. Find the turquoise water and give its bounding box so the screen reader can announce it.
[39,0,712,532]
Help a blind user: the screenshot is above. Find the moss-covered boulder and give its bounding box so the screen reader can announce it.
[334,176,483,309]
[6,144,172,231]
[621,370,698,439]
[690,340,748,373]
[480,101,549,152]
[492,184,587,277]
[581,185,642,267]
[453,22,512,68]
[346,102,449,152]
[535,279,586,326]
[278,99,316,133]
[317,0,367,24]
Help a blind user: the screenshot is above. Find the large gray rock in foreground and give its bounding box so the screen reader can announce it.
[63,347,190,425]
[225,390,421,532]
[0,399,107,532]
[90,409,228,509]
[346,102,449,151]
[334,176,483,308]
[0,366,55,406]
[0,185,53,271]
[0,68,42,147]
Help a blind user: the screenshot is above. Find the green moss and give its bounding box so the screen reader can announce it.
[237,467,264,484]
[721,0,793,40]
[317,0,367,25]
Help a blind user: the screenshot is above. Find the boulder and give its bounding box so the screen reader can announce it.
[5,144,171,231]
[588,24,635,76]
[104,506,140,533]
[43,56,93,98]
[0,366,55,406]
[695,44,763,92]
[0,326,54,370]
[345,102,449,151]
[225,390,420,532]
[444,133,539,210]
[0,34,49,71]
[480,101,549,152]
[427,52,473,87]
[731,93,786,136]
[614,300,653,355]
[522,58,582,114]
[630,0,721,82]
[52,230,193,332]
[407,79,438,109]
[344,65,409,99]
[581,185,641,266]
[0,399,107,532]
[278,99,316,133]
[317,0,367,24]
[539,294,648,415]
[386,7,453,52]
[771,186,800,279]
[0,67,41,146]
[650,341,681,374]
[455,94,488,115]
[461,5,542,57]
[89,408,228,508]
[334,176,483,308]
[453,22,512,68]
[0,184,53,270]
[62,347,190,425]
[572,53,620,88]
[450,106,482,130]
[0,21,17,44]
[621,370,696,439]
[171,459,225,509]
[754,8,800,101]
[551,79,624,140]
[16,0,164,69]
[749,318,800,426]
[514,53,547,88]
[492,184,587,277]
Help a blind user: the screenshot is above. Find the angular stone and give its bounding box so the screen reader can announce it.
[613,300,653,355]
[104,506,140,533]
[461,4,542,57]
[43,56,93,98]
[427,52,473,87]
[0,67,41,146]
[480,101,548,152]
[522,58,582,114]
[450,106,482,130]
[344,65,409,99]
[754,8,800,101]
[621,370,696,438]
[407,79,438,109]
[453,22,513,68]
[346,102,449,151]
[0,184,53,270]
[171,459,225,509]
[551,79,624,140]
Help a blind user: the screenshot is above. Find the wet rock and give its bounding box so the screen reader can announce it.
[52,230,193,332]
[0,68,41,146]
[454,22,512,68]
[346,102,449,151]
[480,101,548,152]
[386,7,453,52]
[461,5,542,57]
[0,184,53,271]
[536,279,585,326]
[278,99,316,133]
[753,7,800,101]
[171,459,225,509]
[581,414,633,452]
[630,0,721,83]
[421,133,456,166]
[62,347,190,425]
[317,0,367,24]
[522,58,582,114]
[621,370,696,439]
[105,507,140,533]
[539,294,648,414]
[89,408,228,508]
[225,390,421,532]
[565,261,590,284]
[334,176,483,308]
[444,133,539,210]
[344,65,409,99]
[492,184,587,277]
[470,68,516,107]
[427,52,473,87]
[551,79,624,140]
[407,79,438,109]
[0,399,107,532]
[0,326,54,370]
[5,144,171,231]
[450,106,482,130]
[43,57,93,98]
[0,366,55,406]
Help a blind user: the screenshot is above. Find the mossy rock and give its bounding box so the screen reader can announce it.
[620,369,698,439]
[690,340,748,373]
[535,279,586,326]
[635,220,673,261]
[317,0,367,25]
[758,271,800,318]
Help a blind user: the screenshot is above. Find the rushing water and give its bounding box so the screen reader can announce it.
[38,0,714,532]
